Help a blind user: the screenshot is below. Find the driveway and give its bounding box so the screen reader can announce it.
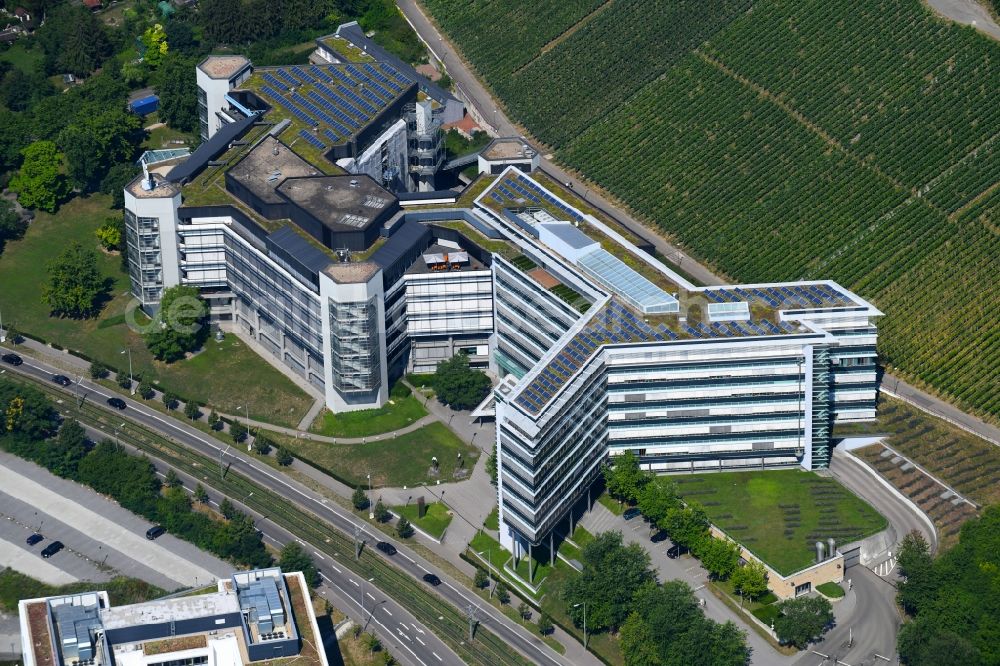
[925,0,1000,40]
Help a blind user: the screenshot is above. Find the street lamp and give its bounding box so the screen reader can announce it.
[573,602,588,650]
[242,491,254,507]
[237,404,252,451]
[476,549,493,598]
[367,473,374,520]
[120,347,134,394]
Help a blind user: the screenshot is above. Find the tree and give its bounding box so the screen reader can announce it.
[162,392,179,410]
[898,618,980,666]
[184,399,201,420]
[620,612,661,666]
[165,20,199,55]
[563,531,655,632]
[49,419,88,477]
[694,536,741,580]
[141,24,169,68]
[473,568,488,589]
[145,286,208,362]
[89,361,109,380]
[95,216,124,252]
[897,530,935,615]
[252,433,273,455]
[230,420,248,443]
[164,468,182,488]
[773,596,834,648]
[517,601,531,620]
[278,542,320,588]
[486,442,498,486]
[363,632,381,656]
[396,515,413,538]
[117,369,133,390]
[137,381,154,400]
[0,199,28,254]
[659,504,709,549]
[35,4,111,76]
[352,484,369,510]
[731,560,768,602]
[637,475,680,526]
[537,612,553,636]
[276,447,293,466]
[0,380,59,439]
[431,353,491,410]
[156,54,200,132]
[59,109,142,191]
[603,450,648,505]
[42,242,106,318]
[4,323,20,344]
[494,581,510,605]
[99,163,141,209]
[220,497,236,519]
[207,410,221,430]
[194,483,209,504]
[9,141,68,213]
[373,499,390,523]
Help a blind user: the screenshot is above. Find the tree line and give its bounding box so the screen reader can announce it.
[0,378,271,568]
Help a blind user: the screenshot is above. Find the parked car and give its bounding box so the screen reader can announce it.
[41,541,64,558]
[422,573,441,586]
[650,531,669,543]
[107,397,127,410]
[26,533,43,546]
[376,541,397,556]
[51,374,72,386]
[666,544,688,559]
[1,353,22,366]
[623,507,642,521]
[145,525,165,540]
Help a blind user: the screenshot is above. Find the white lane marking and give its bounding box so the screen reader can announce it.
[313,550,325,560]
[331,565,342,574]
[432,652,442,662]
[402,553,415,563]
[411,623,425,635]
[367,592,376,601]
[350,579,359,587]
[383,608,392,617]
[416,636,426,646]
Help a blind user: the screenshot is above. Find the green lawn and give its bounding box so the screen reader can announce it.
[309,382,427,438]
[0,569,166,612]
[0,194,313,427]
[273,422,478,487]
[142,123,195,151]
[0,42,43,73]
[483,506,499,530]
[597,490,626,516]
[674,470,887,575]
[816,581,845,598]
[393,501,453,539]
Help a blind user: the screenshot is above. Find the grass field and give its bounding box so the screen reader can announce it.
[0,42,43,73]
[272,422,478,488]
[393,501,453,539]
[0,569,166,612]
[0,194,313,426]
[674,471,887,575]
[424,0,1000,424]
[816,581,845,598]
[309,382,427,438]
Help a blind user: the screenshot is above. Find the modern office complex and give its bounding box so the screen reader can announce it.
[18,568,327,666]
[125,42,880,557]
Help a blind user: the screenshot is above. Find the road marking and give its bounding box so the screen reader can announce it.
[416,636,426,646]
[402,554,415,563]
[320,573,331,582]
[432,651,442,662]
[367,592,376,601]
[693,584,705,591]
[331,565,341,574]
[350,579,359,587]
[383,608,392,617]
[411,623,425,635]
[313,550,325,560]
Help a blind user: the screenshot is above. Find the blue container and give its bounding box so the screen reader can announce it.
[130,95,159,116]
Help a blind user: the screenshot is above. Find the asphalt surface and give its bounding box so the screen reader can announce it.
[926,0,1000,40]
[1,356,572,666]
[0,451,227,590]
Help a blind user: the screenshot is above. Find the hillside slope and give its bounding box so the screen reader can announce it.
[422,0,1000,422]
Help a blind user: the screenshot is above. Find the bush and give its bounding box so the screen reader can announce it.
[183,400,201,420]
[537,612,553,636]
[162,392,178,410]
[116,370,132,390]
[374,499,390,523]
[230,420,248,443]
[89,361,108,380]
[252,433,272,455]
[473,568,488,589]
[396,515,413,539]
[494,581,510,605]
[276,447,293,466]
[352,485,369,511]
[137,382,154,400]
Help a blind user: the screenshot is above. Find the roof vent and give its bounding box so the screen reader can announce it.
[272,144,279,156]
[349,179,359,187]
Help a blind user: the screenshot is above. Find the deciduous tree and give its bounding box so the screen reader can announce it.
[432,353,491,410]
[563,531,654,632]
[145,285,208,362]
[9,141,68,213]
[42,242,106,318]
[773,596,833,648]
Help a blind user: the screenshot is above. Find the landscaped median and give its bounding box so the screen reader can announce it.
[391,501,453,541]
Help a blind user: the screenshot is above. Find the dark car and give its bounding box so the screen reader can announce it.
[26,533,43,546]
[422,573,441,586]
[51,374,72,387]
[107,397,127,410]
[650,531,669,543]
[145,525,165,540]
[623,507,642,521]
[41,541,64,558]
[1,353,22,366]
[376,541,397,556]
[666,544,688,559]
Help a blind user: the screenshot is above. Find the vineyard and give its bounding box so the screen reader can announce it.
[422,0,1000,421]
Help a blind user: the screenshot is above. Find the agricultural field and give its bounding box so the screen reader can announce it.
[424,0,1000,422]
[674,470,887,575]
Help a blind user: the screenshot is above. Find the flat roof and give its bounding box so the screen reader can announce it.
[198,55,250,80]
[101,592,240,630]
[322,261,380,284]
[406,243,486,275]
[127,172,180,199]
[481,138,536,161]
[276,174,395,232]
[229,136,322,205]
[544,223,597,250]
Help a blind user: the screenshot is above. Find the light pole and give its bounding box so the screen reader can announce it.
[477,549,493,598]
[238,404,252,451]
[242,491,253,507]
[367,473,374,520]
[120,347,134,394]
[573,602,588,650]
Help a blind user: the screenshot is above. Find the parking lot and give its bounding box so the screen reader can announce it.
[0,451,232,591]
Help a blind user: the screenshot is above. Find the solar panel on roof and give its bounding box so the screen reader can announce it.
[276,69,300,87]
[298,129,326,150]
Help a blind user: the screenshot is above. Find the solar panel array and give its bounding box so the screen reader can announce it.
[705,284,855,309]
[513,297,804,415]
[488,172,585,222]
[252,63,411,147]
[298,129,326,150]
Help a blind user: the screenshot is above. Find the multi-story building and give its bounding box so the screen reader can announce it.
[125,46,880,557]
[18,568,328,666]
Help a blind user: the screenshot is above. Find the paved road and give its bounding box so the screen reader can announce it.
[2,357,578,666]
[926,0,1000,40]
